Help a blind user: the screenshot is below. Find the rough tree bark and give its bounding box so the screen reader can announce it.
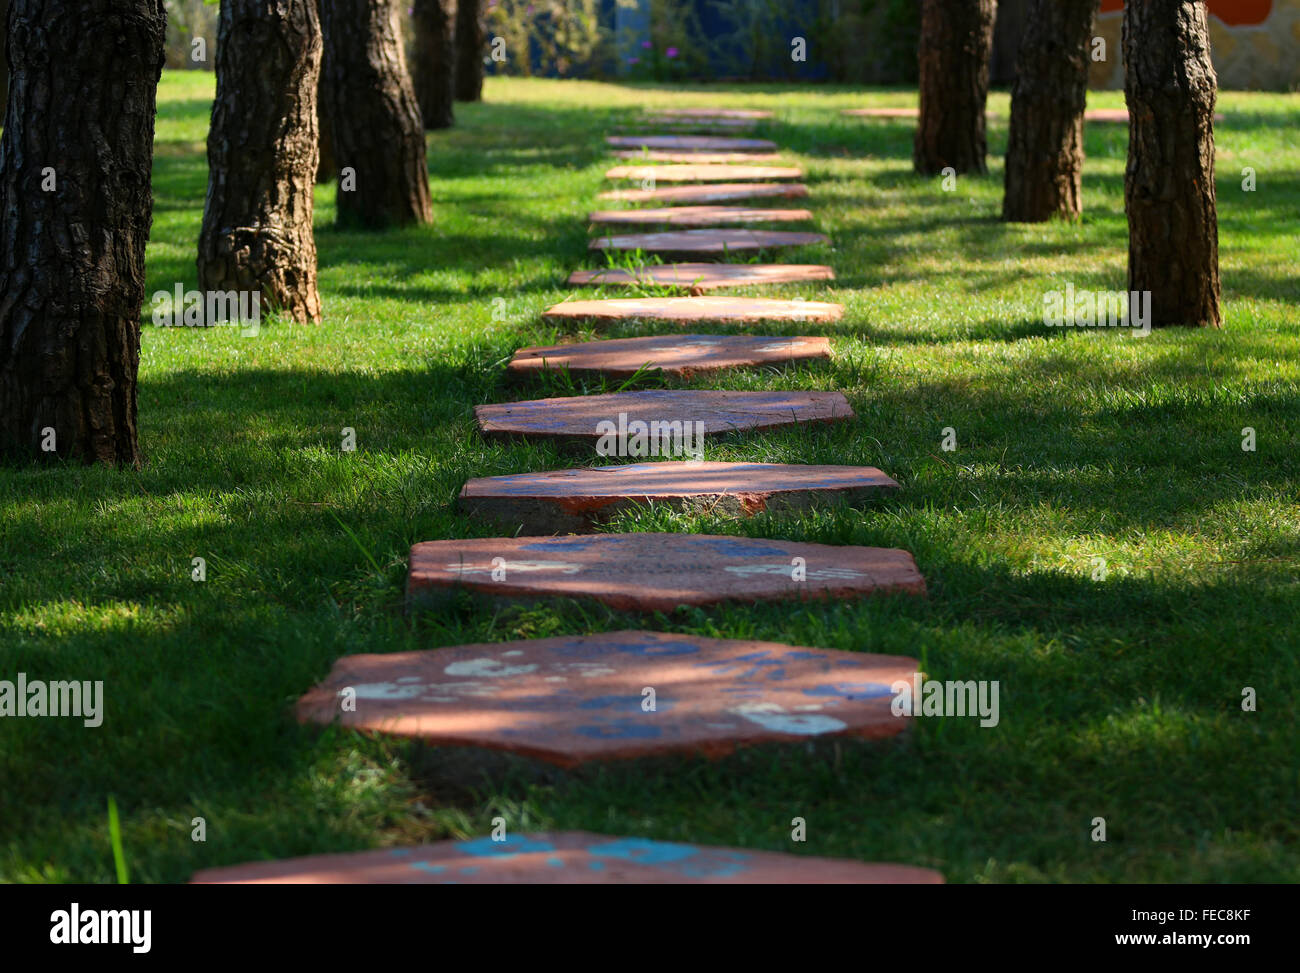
[1002,0,1099,222]
[316,0,335,183]
[412,0,455,129]
[199,0,322,324]
[1123,0,1221,328]
[453,0,484,102]
[321,0,432,228]
[914,0,996,175]
[0,1,8,111]
[0,0,166,466]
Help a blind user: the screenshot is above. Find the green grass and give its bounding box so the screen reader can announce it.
[2,73,1298,883]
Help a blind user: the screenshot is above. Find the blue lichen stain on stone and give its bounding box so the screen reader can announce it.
[457,835,556,858]
[588,837,751,878]
[803,682,894,701]
[574,719,663,739]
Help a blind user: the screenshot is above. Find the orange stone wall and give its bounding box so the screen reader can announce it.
[1089,0,1300,90]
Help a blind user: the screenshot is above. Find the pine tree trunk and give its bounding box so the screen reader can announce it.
[198,0,322,324]
[0,0,165,466]
[453,0,484,102]
[1123,0,1221,328]
[316,0,335,183]
[0,1,8,112]
[321,0,432,229]
[914,0,996,175]
[1002,0,1099,222]
[412,0,455,129]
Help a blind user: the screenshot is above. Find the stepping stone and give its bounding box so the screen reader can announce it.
[606,164,803,182]
[598,182,810,205]
[476,389,852,443]
[606,135,777,152]
[633,117,758,131]
[406,536,925,612]
[506,334,830,381]
[541,296,843,326]
[647,107,774,119]
[842,107,918,119]
[293,630,922,765]
[192,831,944,884]
[1084,108,1129,124]
[842,106,1226,124]
[589,206,813,228]
[590,228,828,255]
[1083,108,1222,123]
[460,461,897,533]
[612,150,783,163]
[568,262,834,293]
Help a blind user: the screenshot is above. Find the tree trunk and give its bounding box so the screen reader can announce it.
[914,0,996,175]
[199,0,322,324]
[453,0,484,102]
[321,0,432,229]
[316,0,335,183]
[1002,0,1099,222]
[0,0,165,466]
[1123,0,1221,328]
[0,1,8,113]
[412,0,454,129]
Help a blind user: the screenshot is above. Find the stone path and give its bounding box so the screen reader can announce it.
[568,262,835,292]
[647,107,774,119]
[605,163,803,182]
[588,205,813,227]
[293,631,920,765]
[476,389,853,442]
[590,228,828,256]
[842,106,1225,123]
[507,333,830,381]
[233,101,943,885]
[459,461,897,533]
[406,535,926,613]
[541,296,842,326]
[612,150,783,163]
[841,107,919,119]
[598,182,810,204]
[606,134,777,152]
[634,117,759,131]
[193,832,942,884]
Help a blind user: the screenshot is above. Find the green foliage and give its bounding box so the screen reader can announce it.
[487,0,614,78]
[489,0,923,82]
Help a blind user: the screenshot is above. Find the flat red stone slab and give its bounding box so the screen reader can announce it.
[612,150,783,163]
[598,182,809,204]
[192,831,942,884]
[633,117,758,131]
[1082,107,1225,123]
[507,334,830,381]
[542,296,842,326]
[647,107,774,119]
[460,461,896,533]
[590,229,827,255]
[568,262,834,293]
[841,107,918,119]
[589,206,812,228]
[476,389,852,443]
[407,536,924,613]
[841,106,1226,124]
[606,134,777,152]
[292,631,920,765]
[606,164,803,182]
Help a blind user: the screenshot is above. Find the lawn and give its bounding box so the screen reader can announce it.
[1,72,1297,883]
